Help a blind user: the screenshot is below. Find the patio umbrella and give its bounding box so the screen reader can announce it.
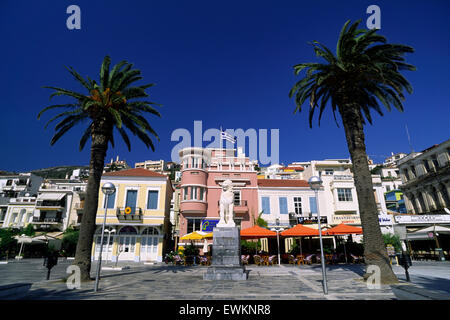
[180,231,206,241]
[280,224,323,237]
[240,225,277,239]
[196,231,213,239]
[281,225,317,256]
[240,225,277,255]
[325,223,362,263]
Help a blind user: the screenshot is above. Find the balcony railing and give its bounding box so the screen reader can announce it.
[333,175,353,180]
[32,217,63,224]
[217,200,248,207]
[116,207,143,221]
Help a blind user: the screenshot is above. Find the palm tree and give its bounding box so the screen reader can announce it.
[289,20,415,284]
[38,56,161,281]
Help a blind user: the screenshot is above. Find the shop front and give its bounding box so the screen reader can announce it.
[394,214,450,261]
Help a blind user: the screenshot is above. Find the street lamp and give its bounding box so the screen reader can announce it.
[308,176,328,295]
[105,228,116,262]
[275,218,281,266]
[95,182,116,292]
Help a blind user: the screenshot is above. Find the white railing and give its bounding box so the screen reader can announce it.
[333,175,353,180]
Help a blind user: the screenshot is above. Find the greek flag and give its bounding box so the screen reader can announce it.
[220,130,236,143]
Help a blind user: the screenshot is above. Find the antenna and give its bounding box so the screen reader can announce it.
[405,124,414,153]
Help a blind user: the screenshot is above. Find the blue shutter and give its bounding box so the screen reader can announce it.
[261,197,270,214]
[106,192,115,209]
[309,197,317,214]
[147,190,159,210]
[279,197,288,214]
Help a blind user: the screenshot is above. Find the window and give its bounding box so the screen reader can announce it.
[386,185,391,192]
[337,188,353,201]
[279,197,288,214]
[103,192,116,209]
[261,197,270,214]
[309,197,317,214]
[192,186,198,200]
[294,197,302,215]
[183,187,188,200]
[187,218,202,233]
[147,190,159,210]
[234,190,241,205]
[324,169,334,176]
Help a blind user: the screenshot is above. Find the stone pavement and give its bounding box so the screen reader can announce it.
[1,259,449,300]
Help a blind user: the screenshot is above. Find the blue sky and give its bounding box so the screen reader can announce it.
[0,0,449,171]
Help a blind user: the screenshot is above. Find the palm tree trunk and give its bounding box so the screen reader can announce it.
[338,104,398,284]
[73,120,111,281]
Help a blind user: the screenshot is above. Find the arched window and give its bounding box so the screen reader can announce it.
[118,226,137,235]
[142,227,159,236]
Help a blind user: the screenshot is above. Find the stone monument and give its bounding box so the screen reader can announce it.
[203,179,248,281]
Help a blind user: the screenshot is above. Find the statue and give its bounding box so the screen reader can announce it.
[218,179,235,227]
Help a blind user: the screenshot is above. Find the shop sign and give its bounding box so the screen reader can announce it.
[201,219,219,232]
[298,216,327,225]
[378,214,393,226]
[394,215,450,224]
[332,215,361,224]
[386,245,395,256]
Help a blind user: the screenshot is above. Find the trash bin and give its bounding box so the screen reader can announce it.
[436,248,446,261]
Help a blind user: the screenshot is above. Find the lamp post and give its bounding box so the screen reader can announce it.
[105,228,116,263]
[95,182,116,292]
[275,218,281,266]
[308,176,328,295]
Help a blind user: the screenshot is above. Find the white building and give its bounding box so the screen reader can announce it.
[384,152,408,167]
[293,159,391,234]
[257,179,328,228]
[398,139,450,215]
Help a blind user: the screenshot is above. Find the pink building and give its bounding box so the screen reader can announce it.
[178,147,259,248]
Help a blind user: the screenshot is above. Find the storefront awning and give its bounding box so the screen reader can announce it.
[37,193,66,201]
[241,225,277,239]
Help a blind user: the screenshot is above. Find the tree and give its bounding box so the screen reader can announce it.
[289,20,415,284]
[254,211,268,228]
[38,56,161,281]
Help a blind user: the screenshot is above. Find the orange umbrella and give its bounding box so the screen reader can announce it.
[325,223,362,235]
[325,223,362,264]
[240,225,277,239]
[281,224,325,237]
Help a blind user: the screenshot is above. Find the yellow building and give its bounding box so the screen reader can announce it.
[93,168,173,263]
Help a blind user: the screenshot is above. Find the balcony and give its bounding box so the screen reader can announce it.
[333,175,353,181]
[116,207,143,222]
[35,201,64,211]
[216,200,249,214]
[180,201,207,214]
[32,217,63,230]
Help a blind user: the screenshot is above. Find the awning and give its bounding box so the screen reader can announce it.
[325,223,363,235]
[37,193,66,201]
[280,224,323,237]
[411,225,450,234]
[406,225,450,241]
[180,231,212,241]
[240,225,277,239]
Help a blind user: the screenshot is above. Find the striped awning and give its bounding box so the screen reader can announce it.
[37,193,66,201]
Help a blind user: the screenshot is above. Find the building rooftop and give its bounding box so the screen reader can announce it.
[102,168,167,178]
[257,179,310,188]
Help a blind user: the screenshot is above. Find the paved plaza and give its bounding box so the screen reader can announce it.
[0,259,449,300]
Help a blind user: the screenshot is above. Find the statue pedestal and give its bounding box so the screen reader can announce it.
[203,227,248,281]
